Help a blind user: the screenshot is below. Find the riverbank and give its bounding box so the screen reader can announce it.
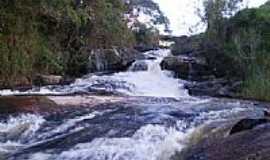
[0,0,167,89]
[160,2,270,102]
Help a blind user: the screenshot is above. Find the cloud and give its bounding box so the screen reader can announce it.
[153,0,268,36]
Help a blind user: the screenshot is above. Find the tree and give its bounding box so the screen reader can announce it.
[124,0,170,33]
[0,0,136,86]
[198,0,243,42]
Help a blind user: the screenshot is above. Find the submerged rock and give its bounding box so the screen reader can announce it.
[0,152,8,160]
[0,123,30,142]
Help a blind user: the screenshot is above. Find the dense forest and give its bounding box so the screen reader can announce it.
[203,1,270,100]
[0,0,167,88]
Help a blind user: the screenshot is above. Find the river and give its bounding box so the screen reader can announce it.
[0,49,266,160]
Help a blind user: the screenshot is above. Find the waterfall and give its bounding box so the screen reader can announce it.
[0,49,266,160]
[67,49,189,98]
[0,49,189,99]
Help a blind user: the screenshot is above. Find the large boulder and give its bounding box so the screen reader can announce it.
[87,48,142,73]
[161,55,212,81]
[128,60,149,72]
[173,117,270,160]
[230,117,270,135]
[171,35,203,56]
[185,79,242,98]
[134,44,159,52]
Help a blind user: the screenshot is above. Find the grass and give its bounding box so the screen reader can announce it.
[240,64,270,101]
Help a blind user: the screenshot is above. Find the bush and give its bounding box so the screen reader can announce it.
[0,0,135,87]
[224,3,270,100]
[200,1,270,100]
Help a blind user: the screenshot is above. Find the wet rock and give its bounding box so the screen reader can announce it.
[1,76,74,91]
[129,60,148,71]
[160,55,212,81]
[171,35,203,56]
[59,76,76,85]
[265,110,270,117]
[185,79,242,98]
[174,122,270,160]
[0,96,58,114]
[230,118,270,135]
[161,56,189,77]
[87,48,142,73]
[134,44,159,52]
[146,56,157,60]
[34,74,63,86]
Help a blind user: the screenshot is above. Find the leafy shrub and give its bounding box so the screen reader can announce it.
[0,0,135,87]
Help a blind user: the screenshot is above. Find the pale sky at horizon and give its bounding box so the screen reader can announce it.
[153,0,269,35]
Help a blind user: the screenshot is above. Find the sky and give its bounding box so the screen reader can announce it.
[153,0,269,36]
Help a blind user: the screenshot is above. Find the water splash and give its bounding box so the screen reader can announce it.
[0,49,264,160]
[0,114,45,156]
[1,99,264,160]
[37,111,101,140]
[57,125,190,160]
[0,49,189,99]
[0,114,45,142]
[63,49,189,98]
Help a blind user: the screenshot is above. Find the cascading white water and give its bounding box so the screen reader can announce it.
[124,50,188,98]
[62,49,190,98]
[0,49,189,99]
[0,114,45,157]
[87,49,186,98]
[1,102,257,160]
[56,124,190,160]
[0,49,265,160]
[0,97,264,160]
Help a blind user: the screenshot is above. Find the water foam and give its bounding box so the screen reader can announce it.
[0,114,45,155]
[65,49,189,98]
[33,107,248,160]
[6,102,258,160]
[57,124,190,160]
[37,111,101,140]
[0,114,45,141]
[0,49,190,99]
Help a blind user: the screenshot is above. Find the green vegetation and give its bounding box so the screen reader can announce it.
[226,3,270,100]
[0,0,135,87]
[133,23,160,50]
[201,0,270,101]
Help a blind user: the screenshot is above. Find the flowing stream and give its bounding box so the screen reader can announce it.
[0,49,266,160]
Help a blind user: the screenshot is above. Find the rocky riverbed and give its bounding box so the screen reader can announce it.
[0,49,270,160]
